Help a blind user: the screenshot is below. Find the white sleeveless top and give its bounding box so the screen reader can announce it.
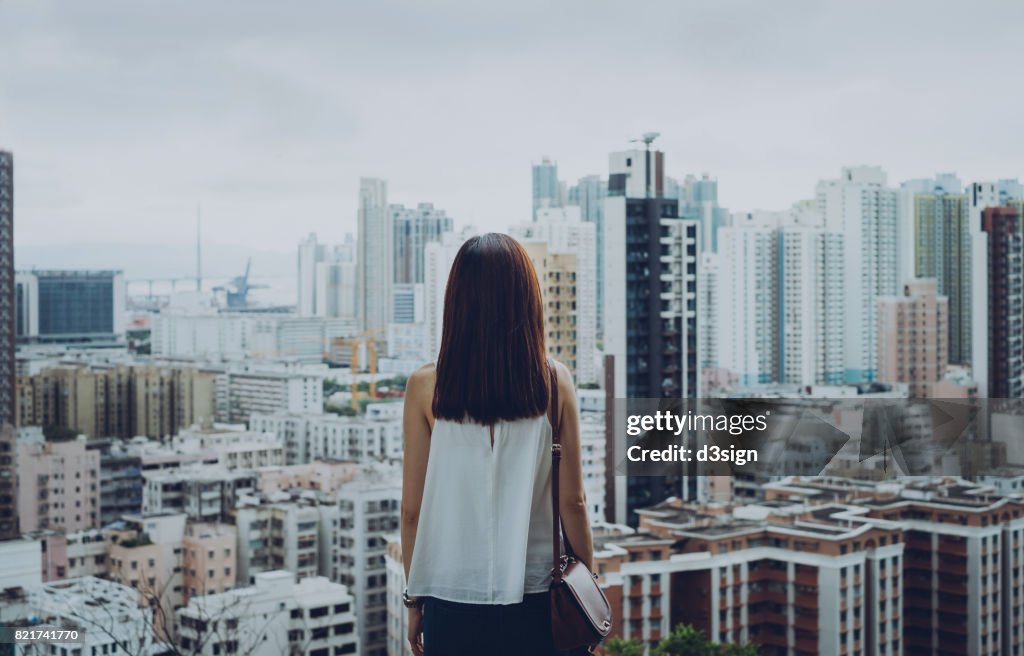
[406,414,555,604]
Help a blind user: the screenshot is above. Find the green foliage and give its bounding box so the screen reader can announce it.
[43,425,80,442]
[602,624,756,656]
[325,404,357,417]
[578,382,600,390]
[604,636,645,656]
[651,624,757,656]
[383,374,408,391]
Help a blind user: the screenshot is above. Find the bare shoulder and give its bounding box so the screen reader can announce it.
[549,359,576,399]
[407,363,436,403]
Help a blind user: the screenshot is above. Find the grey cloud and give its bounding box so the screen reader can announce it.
[2,0,1023,276]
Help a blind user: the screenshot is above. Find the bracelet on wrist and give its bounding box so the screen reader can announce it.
[402,590,423,608]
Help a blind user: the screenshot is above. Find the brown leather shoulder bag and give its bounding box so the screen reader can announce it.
[548,363,613,651]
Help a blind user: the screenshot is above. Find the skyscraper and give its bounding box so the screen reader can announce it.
[357,178,391,335]
[972,200,1023,399]
[510,206,598,385]
[816,166,900,382]
[778,204,845,385]
[391,202,453,285]
[679,173,731,253]
[423,228,478,359]
[900,175,972,365]
[314,256,357,320]
[568,175,606,338]
[604,141,699,524]
[0,149,16,539]
[715,212,780,385]
[532,157,562,220]
[297,233,328,316]
[876,279,948,398]
[299,233,357,320]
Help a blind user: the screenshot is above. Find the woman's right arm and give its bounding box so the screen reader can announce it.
[553,362,595,569]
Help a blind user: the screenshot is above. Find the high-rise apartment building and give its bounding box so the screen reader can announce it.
[390,283,423,324]
[297,233,328,316]
[697,253,723,390]
[357,178,391,335]
[298,233,358,319]
[510,206,598,384]
[334,470,401,656]
[423,228,477,358]
[715,213,780,385]
[974,205,1023,398]
[16,431,101,532]
[901,176,972,364]
[569,174,607,337]
[17,364,216,439]
[0,149,16,540]
[678,173,731,253]
[778,204,845,385]
[876,278,948,398]
[522,242,581,378]
[816,166,900,383]
[392,202,453,285]
[532,157,563,219]
[604,142,699,524]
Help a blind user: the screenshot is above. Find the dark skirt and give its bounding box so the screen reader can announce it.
[422,593,591,656]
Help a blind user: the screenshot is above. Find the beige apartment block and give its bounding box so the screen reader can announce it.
[523,241,579,379]
[877,279,948,398]
[16,364,215,439]
[17,432,100,532]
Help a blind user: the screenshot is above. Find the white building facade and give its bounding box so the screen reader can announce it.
[176,570,358,656]
[815,166,900,382]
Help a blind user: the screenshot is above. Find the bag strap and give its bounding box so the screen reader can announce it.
[549,360,575,583]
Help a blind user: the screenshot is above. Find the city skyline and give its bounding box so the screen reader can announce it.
[4,0,1024,255]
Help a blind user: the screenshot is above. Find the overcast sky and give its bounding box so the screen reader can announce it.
[3,0,1024,267]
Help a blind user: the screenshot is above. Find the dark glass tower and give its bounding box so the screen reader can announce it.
[604,143,699,525]
[0,149,17,540]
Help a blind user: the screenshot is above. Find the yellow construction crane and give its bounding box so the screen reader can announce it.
[333,331,381,410]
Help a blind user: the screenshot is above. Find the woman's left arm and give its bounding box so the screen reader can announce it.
[401,366,433,656]
[401,366,433,578]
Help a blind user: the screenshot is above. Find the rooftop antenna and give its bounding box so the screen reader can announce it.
[629,132,661,198]
[630,132,661,151]
[196,204,202,292]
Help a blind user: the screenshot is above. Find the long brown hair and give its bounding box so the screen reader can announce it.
[433,233,549,424]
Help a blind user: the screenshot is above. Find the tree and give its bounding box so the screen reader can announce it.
[604,636,645,656]
[652,624,717,656]
[651,624,757,656]
[325,404,357,417]
[42,425,80,442]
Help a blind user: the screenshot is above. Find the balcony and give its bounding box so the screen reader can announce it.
[793,614,818,632]
[748,589,787,605]
[795,570,817,587]
[938,578,968,596]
